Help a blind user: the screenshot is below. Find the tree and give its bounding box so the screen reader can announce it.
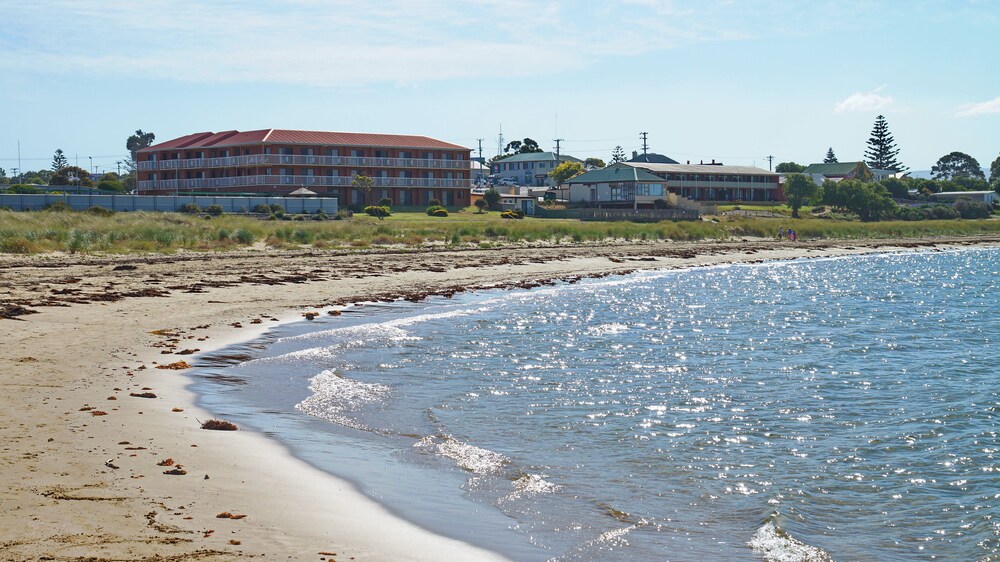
[932,151,984,180]
[775,162,805,173]
[97,178,125,193]
[833,179,895,222]
[482,188,501,211]
[585,157,606,169]
[51,149,68,172]
[351,174,376,211]
[782,173,820,218]
[823,147,838,164]
[879,177,909,198]
[610,146,626,164]
[0,167,7,184]
[474,198,488,214]
[864,115,905,172]
[50,166,92,187]
[989,154,1000,185]
[549,161,584,185]
[503,137,542,155]
[126,130,156,161]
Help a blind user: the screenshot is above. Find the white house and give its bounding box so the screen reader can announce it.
[491,152,583,187]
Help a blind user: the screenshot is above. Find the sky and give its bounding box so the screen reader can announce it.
[1,0,998,177]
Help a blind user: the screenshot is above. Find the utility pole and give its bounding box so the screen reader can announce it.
[554,138,563,163]
[640,132,649,155]
[766,155,774,171]
[116,161,122,175]
[496,124,504,157]
[476,138,484,162]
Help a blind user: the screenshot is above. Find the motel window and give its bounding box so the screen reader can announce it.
[264,148,271,155]
[281,148,294,155]
[351,149,364,157]
[303,148,314,156]
[325,148,338,156]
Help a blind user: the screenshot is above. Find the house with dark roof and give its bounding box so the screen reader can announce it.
[136,129,472,207]
[627,151,679,164]
[565,163,670,208]
[490,152,583,187]
[802,162,873,182]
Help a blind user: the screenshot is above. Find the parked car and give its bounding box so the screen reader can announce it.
[498,177,518,186]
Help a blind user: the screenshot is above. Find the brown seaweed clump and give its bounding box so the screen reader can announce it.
[156,361,191,370]
[201,419,238,431]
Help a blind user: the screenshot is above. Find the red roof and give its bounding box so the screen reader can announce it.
[140,129,468,152]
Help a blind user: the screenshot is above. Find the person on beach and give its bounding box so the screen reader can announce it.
[787,228,793,240]
[777,227,784,240]
[791,230,797,242]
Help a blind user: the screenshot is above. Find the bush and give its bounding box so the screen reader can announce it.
[653,198,668,209]
[0,236,32,254]
[45,201,72,212]
[426,205,448,217]
[205,204,224,216]
[378,198,392,207]
[180,203,200,214]
[8,184,41,194]
[233,229,255,244]
[427,198,442,207]
[334,209,353,220]
[85,206,114,217]
[501,209,524,219]
[474,199,488,213]
[953,198,992,219]
[364,205,391,217]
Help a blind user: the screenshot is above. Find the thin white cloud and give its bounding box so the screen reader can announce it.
[0,0,760,88]
[954,96,1000,117]
[834,87,894,113]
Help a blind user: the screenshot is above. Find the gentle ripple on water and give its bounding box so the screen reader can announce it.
[193,248,1000,561]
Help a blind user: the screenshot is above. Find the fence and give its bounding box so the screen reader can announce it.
[579,208,700,222]
[533,208,583,219]
[0,194,338,214]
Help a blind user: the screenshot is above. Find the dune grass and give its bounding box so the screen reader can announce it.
[1,208,998,255]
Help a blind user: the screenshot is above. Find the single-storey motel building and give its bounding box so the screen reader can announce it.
[137,129,472,207]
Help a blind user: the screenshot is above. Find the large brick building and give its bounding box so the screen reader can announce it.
[136,129,472,207]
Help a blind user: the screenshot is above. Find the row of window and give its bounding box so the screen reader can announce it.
[660,173,775,183]
[160,169,460,180]
[497,161,556,171]
[150,148,464,161]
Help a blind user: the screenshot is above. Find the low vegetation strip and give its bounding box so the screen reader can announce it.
[2,209,1000,255]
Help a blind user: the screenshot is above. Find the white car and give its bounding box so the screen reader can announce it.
[498,177,518,186]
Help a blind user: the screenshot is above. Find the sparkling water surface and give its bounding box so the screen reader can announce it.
[193,248,1000,561]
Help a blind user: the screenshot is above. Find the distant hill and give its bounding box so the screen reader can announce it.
[906,167,990,180]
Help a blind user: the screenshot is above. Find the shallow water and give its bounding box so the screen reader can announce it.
[193,248,1000,560]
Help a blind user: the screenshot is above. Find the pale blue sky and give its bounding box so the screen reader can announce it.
[1,0,998,176]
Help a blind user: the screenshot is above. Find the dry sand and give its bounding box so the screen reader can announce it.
[1,237,997,560]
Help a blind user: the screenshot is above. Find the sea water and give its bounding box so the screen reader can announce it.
[192,247,1000,561]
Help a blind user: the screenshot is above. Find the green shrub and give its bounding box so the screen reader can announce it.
[334,209,353,220]
[378,198,392,207]
[425,205,448,217]
[0,236,32,253]
[205,204,224,216]
[233,229,255,244]
[427,198,442,207]
[8,185,41,194]
[953,198,992,219]
[85,206,114,216]
[45,201,72,212]
[500,208,524,219]
[364,205,391,217]
[180,203,200,214]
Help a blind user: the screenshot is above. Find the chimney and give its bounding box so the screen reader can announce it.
[711,159,715,164]
[687,160,690,165]
[700,160,703,165]
[632,151,638,158]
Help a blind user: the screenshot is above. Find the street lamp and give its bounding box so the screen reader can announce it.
[88,156,93,174]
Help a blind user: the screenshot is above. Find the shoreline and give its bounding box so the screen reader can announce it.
[2,236,998,560]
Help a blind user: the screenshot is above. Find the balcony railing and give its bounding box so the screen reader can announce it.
[137,175,472,191]
[138,154,471,172]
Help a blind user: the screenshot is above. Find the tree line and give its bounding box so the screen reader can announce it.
[0,130,155,193]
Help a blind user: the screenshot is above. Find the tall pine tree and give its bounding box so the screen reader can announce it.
[823,147,838,164]
[51,149,68,172]
[864,115,905,172]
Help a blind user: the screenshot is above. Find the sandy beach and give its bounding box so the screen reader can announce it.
[2,236,998,561]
